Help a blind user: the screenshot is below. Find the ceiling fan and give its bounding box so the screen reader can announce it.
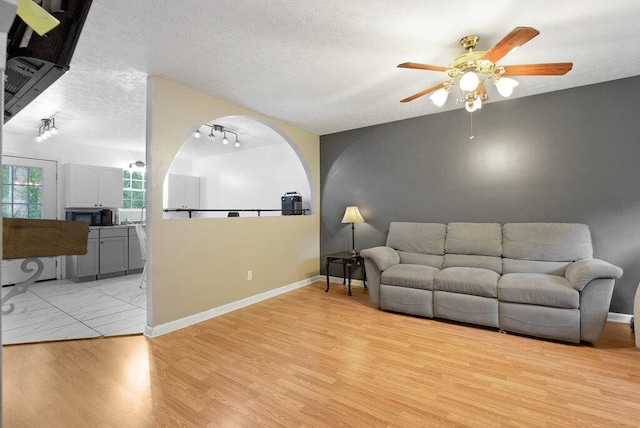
[398,27,573,113]
[16,0,61,36]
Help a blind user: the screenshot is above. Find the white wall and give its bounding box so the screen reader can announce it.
[190,142,310,218]
[2,139,144,169]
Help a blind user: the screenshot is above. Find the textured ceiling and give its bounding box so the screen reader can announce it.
[3,0,640,153]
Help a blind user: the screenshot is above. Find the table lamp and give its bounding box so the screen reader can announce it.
[342,206,365,256]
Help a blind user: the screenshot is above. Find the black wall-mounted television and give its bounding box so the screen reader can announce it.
[4,0,93,123]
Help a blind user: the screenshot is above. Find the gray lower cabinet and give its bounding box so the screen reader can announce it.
[67,227,141,282]
[128,229,145,271]
[99,228,128,275]
[67,229,100,280]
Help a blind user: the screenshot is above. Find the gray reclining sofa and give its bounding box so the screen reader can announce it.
[360,222,623,343]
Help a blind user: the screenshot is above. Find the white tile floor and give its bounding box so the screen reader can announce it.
[1,274,146,345]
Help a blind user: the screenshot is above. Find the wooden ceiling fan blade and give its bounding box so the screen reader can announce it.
[477,81,488,100]
[481,27,540,63]
[400,82,445,103]
[502,63,573,76]
[16,0,60,36]
[397,62,448,72]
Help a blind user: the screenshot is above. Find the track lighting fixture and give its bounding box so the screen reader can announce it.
[35,117,59,142]
[192,124,240,148]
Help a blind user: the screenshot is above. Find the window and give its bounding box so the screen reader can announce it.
[123,169,146,209]
[2,165,43,218]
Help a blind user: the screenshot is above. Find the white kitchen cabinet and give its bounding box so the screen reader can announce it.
[166,174,200,209]
[64,164,123,208]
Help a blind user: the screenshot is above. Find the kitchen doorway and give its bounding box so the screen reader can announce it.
[1,155,58,285]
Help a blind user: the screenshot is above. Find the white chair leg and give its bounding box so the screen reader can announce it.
[139,263,147,288]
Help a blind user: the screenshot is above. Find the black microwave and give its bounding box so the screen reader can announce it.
[66,210,113,226]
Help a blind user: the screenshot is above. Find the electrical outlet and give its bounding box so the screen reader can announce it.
[247,270,252,280]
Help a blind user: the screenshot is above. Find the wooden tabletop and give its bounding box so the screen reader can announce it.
[2,218,89,259]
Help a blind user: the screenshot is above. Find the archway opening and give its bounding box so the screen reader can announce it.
[163,115,314,219]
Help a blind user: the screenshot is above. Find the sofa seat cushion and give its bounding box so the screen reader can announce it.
[498,273,579,309]
[434,267,499,298]
[381,264,439,290]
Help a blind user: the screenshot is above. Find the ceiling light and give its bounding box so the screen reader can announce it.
[398,27,573,117]
[129,161,146,169]
[494,76,519,97]
[197,123,241,148]
[464,92,483,112]
[465,98,482,113]
[429,87,450,107]
[35,117,59,142]
[193,129,202,138]
[459,71,479,91]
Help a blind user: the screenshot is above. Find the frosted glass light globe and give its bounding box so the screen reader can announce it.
[460,71,480,91]
[495,77,519,97]
[429,88,450,107]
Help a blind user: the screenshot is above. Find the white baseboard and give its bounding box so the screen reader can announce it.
[144,276,322,338]
[607,312,633,324]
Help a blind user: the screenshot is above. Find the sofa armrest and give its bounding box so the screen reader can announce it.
[360,246,400,271]
[565,258,623,291]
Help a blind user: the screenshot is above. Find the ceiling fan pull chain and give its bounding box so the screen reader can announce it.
[469,112,474,140]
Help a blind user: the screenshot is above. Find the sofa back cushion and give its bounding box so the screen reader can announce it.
[502,223,593,275]
[444,223,502,273]
[387,222,446,269]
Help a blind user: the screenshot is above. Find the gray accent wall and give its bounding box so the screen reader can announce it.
[320,75,640,315]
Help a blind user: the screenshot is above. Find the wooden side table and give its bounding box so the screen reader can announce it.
[325,251,366,296]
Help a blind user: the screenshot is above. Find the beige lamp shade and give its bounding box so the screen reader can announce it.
[342,206,364,223]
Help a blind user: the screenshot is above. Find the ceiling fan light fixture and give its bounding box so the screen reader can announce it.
[494,77,519,97]
[465,96,482,113]
[430,87,450,107]
[459,71,480,91]
[397,27,573,119]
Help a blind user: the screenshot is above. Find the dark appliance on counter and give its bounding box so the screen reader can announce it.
[65,209,113,226]
[100,209,114,226]
[281,192,303,215]
[65,211,100,225]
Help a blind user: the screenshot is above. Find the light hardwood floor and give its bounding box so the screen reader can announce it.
[3,281,639,427]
